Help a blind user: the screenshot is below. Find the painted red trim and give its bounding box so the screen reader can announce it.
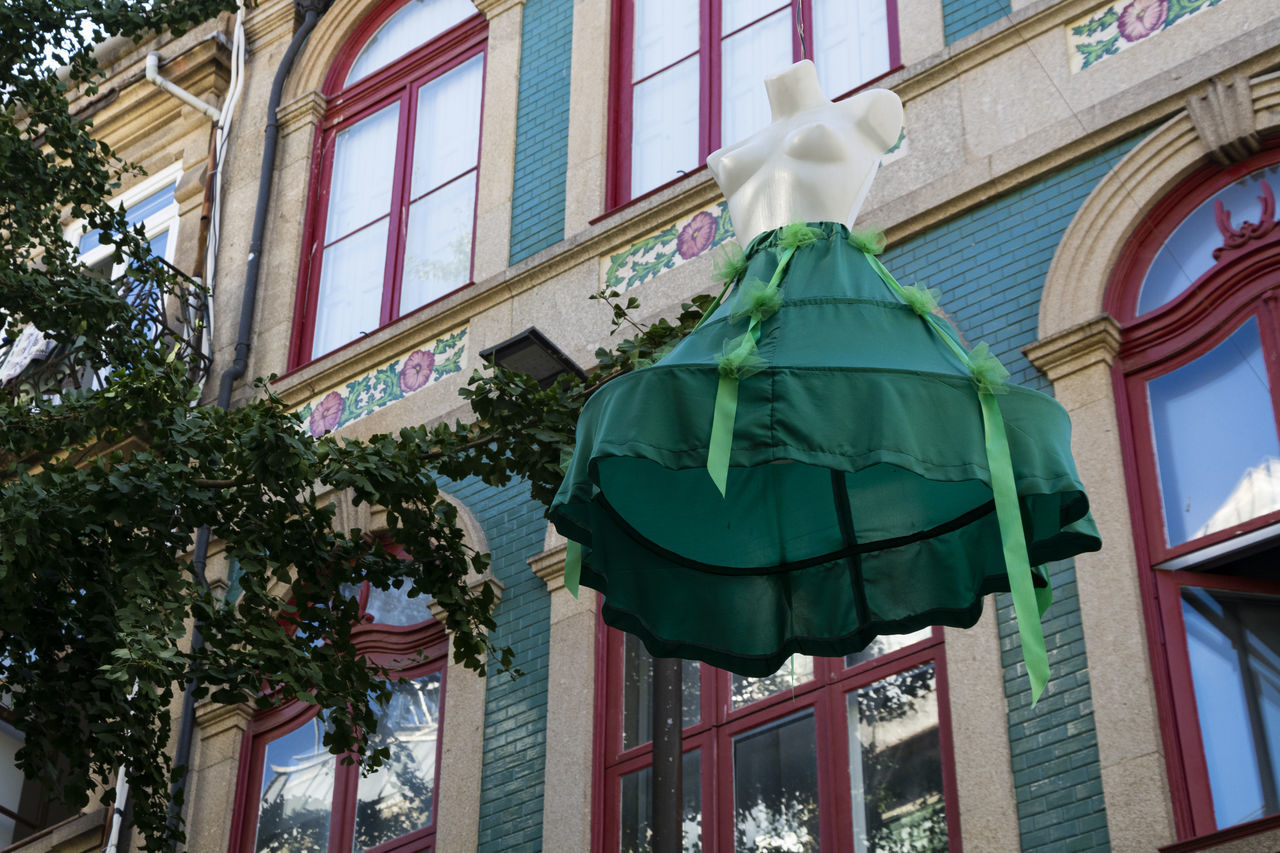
[604,0,898,212]
[593,618,953,852]
[1104,147,1280,324]
[1110,142,1280,841]
[886,0,902,71]
[605,0,635,209]
[1159,811,1280,853]
[290,7,487,370]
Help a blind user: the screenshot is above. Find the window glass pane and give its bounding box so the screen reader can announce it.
[254,717,334,853]
[730,655,814,710]
[849,663,946,853]
[632,0,699,80]
[1181,587,1280,829]
[845,628,933,669]
[720,10,792,148]
[345,0,475,86]
[147,230,170,263]
[354,674,442,850]
[722,0,787,34]
[621,633,700,751]
[1138,164,1280,315]
[78,184,177,258]
[412,54,483,196]
[631,56,700,198]
[1148,317,1280,545]
[312,220,389,359]
[619,750,701,853]
[814,0,891,96]
[364,582,433,627]
[733,710,819,853]
[401,176,475,313]
[326,104,400,241]
[126,183,177,226]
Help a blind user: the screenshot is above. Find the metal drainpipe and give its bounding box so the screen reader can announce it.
[166,2,328,846]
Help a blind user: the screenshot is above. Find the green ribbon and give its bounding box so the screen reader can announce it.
[862,248,1051,705]
[564,539,582,598]
[706,244,798,496]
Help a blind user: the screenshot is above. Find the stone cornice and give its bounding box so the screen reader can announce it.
[277,89,328,137]
[1024,314,1122,382]
[245,0,297,50]
[472,0,525,19]
[194,698,255,736]
[529,545,569,593]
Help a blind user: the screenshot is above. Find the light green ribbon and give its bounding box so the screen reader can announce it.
[862,248,1051,705]
[564,539,582,598]
[707,244,798,496]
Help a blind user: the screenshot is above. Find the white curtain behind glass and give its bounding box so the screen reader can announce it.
[312,103,399,359]
[346,0,475,85]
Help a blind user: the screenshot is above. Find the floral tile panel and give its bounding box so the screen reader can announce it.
[1068,0,1227,73]
[601,201,735,292]
[296,326,467,437]
[599,135,908,294]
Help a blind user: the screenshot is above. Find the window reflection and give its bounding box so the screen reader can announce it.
[622,633,700,751]
[354,675,441,851]
[848,663,946,853]
[845,628,933,669]
[1182,588,1280,828]
[619,750,702,853]
[731,655,814,710]
[1147,317,1280,545]
[733,711,820,853]
[1138,164,1280,315]
[254,717,334,853]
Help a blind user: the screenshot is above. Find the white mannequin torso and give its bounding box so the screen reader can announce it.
[707,60,904,242]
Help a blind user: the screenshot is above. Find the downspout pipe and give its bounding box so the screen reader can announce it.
[168,3,327,846]
[145,52,223,123]
[218,0,326,410]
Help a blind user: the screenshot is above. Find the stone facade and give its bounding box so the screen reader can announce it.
[9,0,1280,851]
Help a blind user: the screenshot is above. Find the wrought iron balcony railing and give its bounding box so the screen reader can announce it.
[0,258,210,402]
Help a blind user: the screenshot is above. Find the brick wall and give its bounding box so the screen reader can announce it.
[508,0,574,265]
[942,0,1010,43]
[881,134,1141,852]
[442,477,550,853]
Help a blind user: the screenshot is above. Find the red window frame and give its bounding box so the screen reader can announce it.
[592,619,960,852]
[290,0,486,368]
[606,0,902,210]
[1108,145,1280,842]
[227,584,448,853]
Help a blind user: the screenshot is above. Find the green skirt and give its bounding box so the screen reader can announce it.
[550,222,1099,677]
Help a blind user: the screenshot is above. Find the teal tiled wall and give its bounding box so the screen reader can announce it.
[880,134,1141,852]
[443,477,550,853]
[943,0,1010,43]
[508,0,574,265]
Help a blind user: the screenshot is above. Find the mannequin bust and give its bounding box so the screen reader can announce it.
[707,60,904,242]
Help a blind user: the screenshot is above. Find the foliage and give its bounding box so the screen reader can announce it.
[0,3,715,850]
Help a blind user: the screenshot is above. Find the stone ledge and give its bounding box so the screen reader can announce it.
[1024,314,1121,381]
[529,544,568,593]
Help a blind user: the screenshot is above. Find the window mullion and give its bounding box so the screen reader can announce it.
[381,87,416,327]
[702,0,717,159]
[1258,293,1280,444]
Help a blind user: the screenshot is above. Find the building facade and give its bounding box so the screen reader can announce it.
[3,0,1279,851]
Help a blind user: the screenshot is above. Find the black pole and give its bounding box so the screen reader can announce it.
[651,656,683,853]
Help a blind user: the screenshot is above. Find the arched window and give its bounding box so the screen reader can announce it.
[596,624,957,851]
[291,0,485,366]
[1109,147,1280,839]
[229,578,445,853]
[608,0,900,206]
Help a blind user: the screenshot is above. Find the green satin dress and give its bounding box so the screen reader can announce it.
[550,221,1100,682]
